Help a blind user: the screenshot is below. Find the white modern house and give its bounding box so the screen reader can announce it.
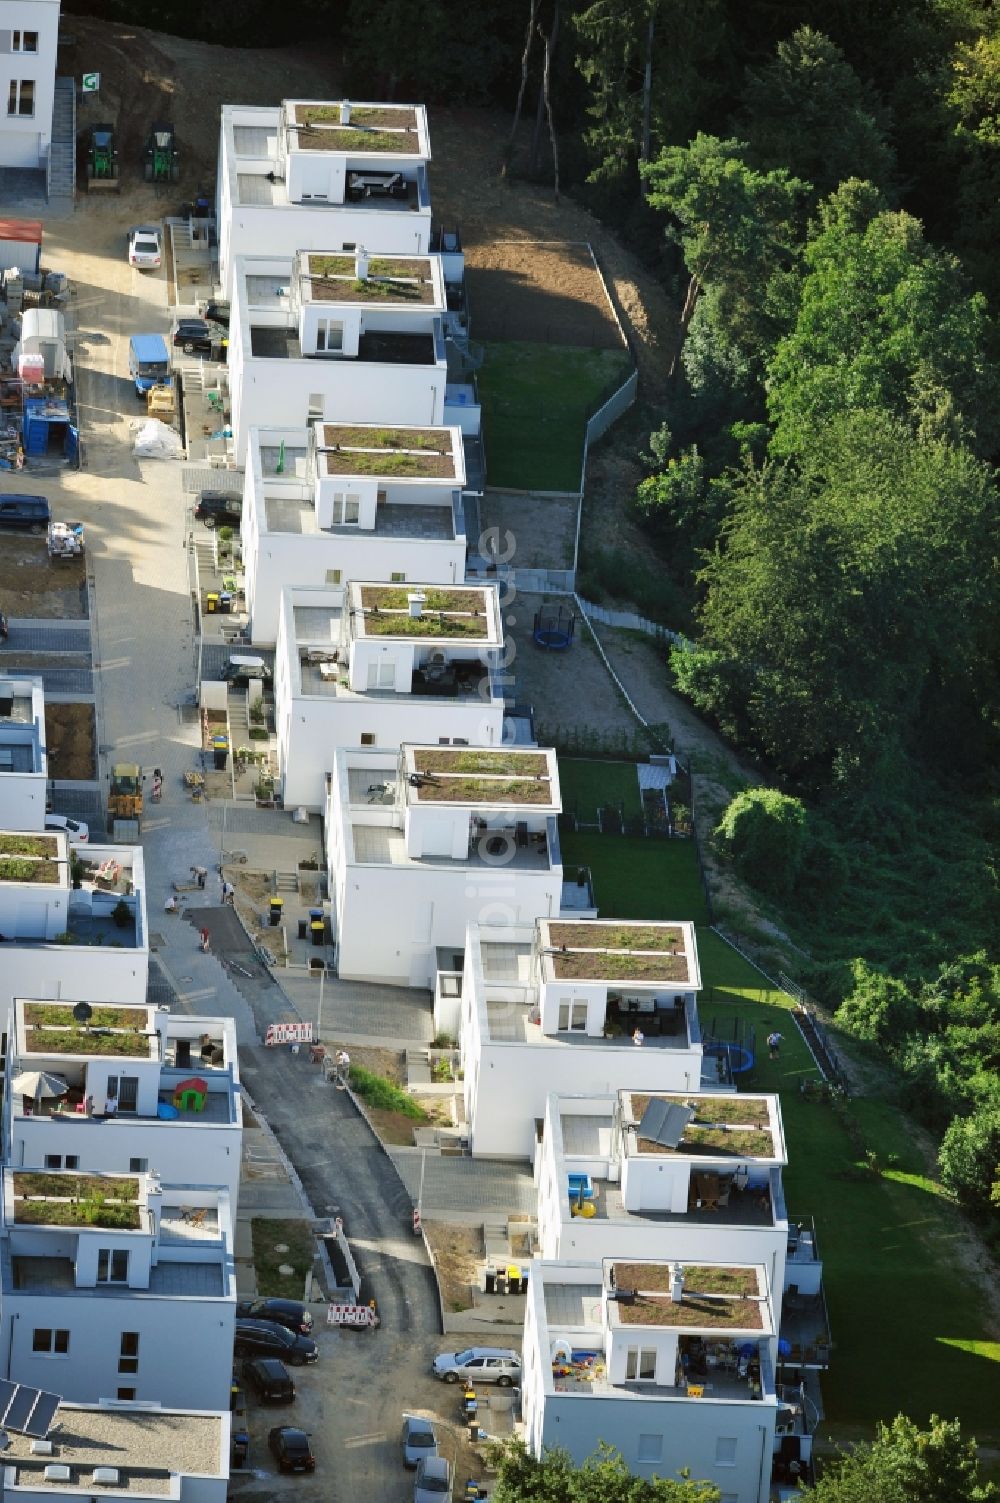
[326,744,575,988]
[0,2,60,170]
[0,1167,236,1410]
[0,833,149,1009]
[242,421,472,644]
[229,248,452,466]
[217,99,435,300]
[275,581,507,809]
[522,1256,786,1503]
[535,1089,791,1293]
[0,677,47,830]
[0,1402,229,1503]
[454,919,706,1158]
[5,998,242,1205]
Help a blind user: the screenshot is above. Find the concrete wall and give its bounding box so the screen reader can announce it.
[10,1117,241,1204]
[0,947,149,1012]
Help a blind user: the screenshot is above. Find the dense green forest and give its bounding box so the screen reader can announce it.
[83,0,1000,1219]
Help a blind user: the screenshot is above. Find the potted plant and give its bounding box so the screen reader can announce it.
[111,898,131,929]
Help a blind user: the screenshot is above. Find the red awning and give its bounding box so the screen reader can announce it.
[0,219,43,244]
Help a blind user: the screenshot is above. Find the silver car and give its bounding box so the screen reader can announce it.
[402,1415,437,1469]
[414,1456,451,1503]
[432,1346,521,1386]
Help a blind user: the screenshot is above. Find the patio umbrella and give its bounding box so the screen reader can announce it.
[12,1070,69,1102]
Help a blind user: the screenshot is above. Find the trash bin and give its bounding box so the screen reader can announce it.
[310,920,324,946]
[205,593,219,614]
[298,918,308,940]
[484,1266,496,1295]
[495,1273,508,1297]
[269,896,284,927]
[213,746,228,770]
[218,592,232,615]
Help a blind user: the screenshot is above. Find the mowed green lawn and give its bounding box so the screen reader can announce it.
[561,825,1000,1441]
[558,758,644,823]
[477,341,633,491]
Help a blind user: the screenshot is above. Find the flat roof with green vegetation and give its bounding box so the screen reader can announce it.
[319,423,456,478]
[0,832,61,885]
[21,1001,152,1058]
[541,920,691,983]
[354,584,496,641]
[293,104,418,129]
[413,775,553,805]
[478,342,633,491]
[12,1172,141,1229]
[627,1090,776,1154]
[611,1263,764,1330]
[566,825,1000,1438]
[414,749,549,777]
[303,253,435,304]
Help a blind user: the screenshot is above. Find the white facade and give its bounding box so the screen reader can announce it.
[243,422,469,644]
[229,249,449,466]
[0,1169,236,1410]
[0,1,59,170]
[522,1258,780,1503]
[535,1090,791,1302]
[459,919,707,1158]
[326,744,566,987]
[1,1403,229,1503]
[5,1000,242,1205]
[275,581,506,809]
[0,837,149,1011]
[218,100,434,300]
[0,678,47,830]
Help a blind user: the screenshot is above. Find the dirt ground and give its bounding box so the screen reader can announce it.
[424,1222,482,1314]
[44,702,96,779]
[480,490,578,568]
[466,241,624,348]
[0,539,88,618]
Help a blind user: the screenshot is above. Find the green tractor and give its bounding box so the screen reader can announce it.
[85,123,119,190]
[143,124,180,184]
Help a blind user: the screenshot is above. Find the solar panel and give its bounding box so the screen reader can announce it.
[0,1381,16,1424]
[636,1098,695,1149]
[4,1388,37,1433]
[24,1392,60,1439]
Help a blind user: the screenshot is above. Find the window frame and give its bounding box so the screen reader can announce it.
[625,1346,657,1382]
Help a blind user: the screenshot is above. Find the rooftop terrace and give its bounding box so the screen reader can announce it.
[265,493,458,539]
[248,325,437,365]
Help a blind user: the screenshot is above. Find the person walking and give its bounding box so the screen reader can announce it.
[767,1030,783,1060]
[191,865,207,889]
[200,926,211,953]
[222,879,235,904]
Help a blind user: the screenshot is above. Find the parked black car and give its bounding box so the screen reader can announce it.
[242,1357,296,1403]
[194,490,242,529]
[172,318,222,355]
[233,1320,318,1365]
[268,1427,315,1473]
[0,494,50,533]
[236,1297,313,1335]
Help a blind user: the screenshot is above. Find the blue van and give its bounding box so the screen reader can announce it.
[128,333,171,397]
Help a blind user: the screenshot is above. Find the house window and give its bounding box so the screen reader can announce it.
[367,661,395,691]
[715,1437,738,1467]
[117,1388,136,1401]
[557,1001,587,1032]
[13,32,39,52]
[7,80,35,117]
[44,1155,62,1170]
[129,1158,148,1174]
[625,1347,657,1382]
[107,1075,138,1114]
[65,1156,79,1171]
[325,570,342,586]
[637,1435,662,1464]
[390,572,405,583]
[32,1329,69,1355]
[307,393,324,420]
[315,320,343,354]
[331,493,360,525]
[119,1332,139,1374]
[97,1250,129,1284]
[360,732,376,746]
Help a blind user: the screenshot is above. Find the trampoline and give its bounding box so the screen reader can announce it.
[533,603,576,650]
[703,1015,757,1075]
[704,1040,755,1074]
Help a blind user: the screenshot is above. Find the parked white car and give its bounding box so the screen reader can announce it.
[45,813,89,845]
[128,226,163,270]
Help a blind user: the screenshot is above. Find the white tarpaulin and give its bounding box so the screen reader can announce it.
[133,419,183,459]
